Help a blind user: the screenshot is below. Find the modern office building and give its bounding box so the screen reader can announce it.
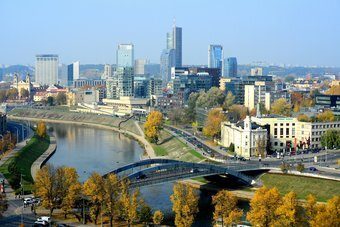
[224,57,238,77]
[134,59,149,75]
[148,77,163,97]
[116,67,134,97]
[35,54,59,85]
[102,64,113,79]
[133,76,149,98]
[67,61,80,86]
[106,77,117,99]
[167,25,182,67]
[144,63,161,77]
[208,45,223,70]
[160,49,176,86]
[315,94,340,109]
[116,44,134,67]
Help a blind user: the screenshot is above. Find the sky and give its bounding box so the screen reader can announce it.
[1,0,340,67]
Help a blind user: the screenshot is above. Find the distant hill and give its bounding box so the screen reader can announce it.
[2,65,34,75]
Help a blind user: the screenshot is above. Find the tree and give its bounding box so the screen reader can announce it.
[185,92,199,123]
[20,88,29,98]
[83,172,105,224]
[119,180,141,226]
[168,108,185,125]
[144,111,163,144]
[321,130,340,149]
[273,191,304,227]
[271,98,292,116]
[56,92,67,105]
[153,210,164,225]
[203,108,226,139]
[192,121,198,135]
[36,121,47,138]
[316,110,335,122]
[47,96,54,106]
[297,114,311,122]
[6,88,18,100]
[325,85,340,95]
[103,174,119,226]
[0,90,6,102]
[296,163,305,172]
[227,105,248,122]
[222,91,235,110]
[305,194,317,223]
[34,165,58,215]
[310,196,340,227]
[228,143,235,153]
[196,87,225,108]
[247,186,282,227]
[255,136,266,157]
[212,190,243,226]
[280,162,291,173]
[138,203,152,224]
[170,183,199,227]
[57,167,82,218]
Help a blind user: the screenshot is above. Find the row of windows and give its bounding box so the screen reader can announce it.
[312,124,340,129]
[274,123,295,127]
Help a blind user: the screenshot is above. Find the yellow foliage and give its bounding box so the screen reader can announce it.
[325,85,340,95]
[153,210,164,225]
[316,110,335,122]
[310,196,340,227]
[144,111,163,143]
[297,114,311,122]
[203,108,226,139]
[273,191,302,227]
[36,120,47,138]
[170,183,199,227]
[270,98,292,116]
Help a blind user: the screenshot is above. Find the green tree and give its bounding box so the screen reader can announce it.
[321,130,340,149]
[280,162,291,173]
[271,98,292,116]
[144,111,163,144]
[212,190,243,226]
[168,108,185,125]
[56,92,67,105]
[47,96,54,106]
[228,143,235,153]
[296,163,305,172]
[185,92,199,123]
[196,87,225,108]
[203,108,226,139]
[6,88,18,100]
[170,183,199,227]
[153,210,164,225]
[138,203,152,224]
[222,91,235,110]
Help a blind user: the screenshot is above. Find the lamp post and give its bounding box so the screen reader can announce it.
[20,174,24,226]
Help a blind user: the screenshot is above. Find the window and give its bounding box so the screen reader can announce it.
[274,142,278,146]
[280,128,284,135]
[274,123,277,126]
[286,123,289,126]
[274,128,278,135]
[280,143,284,147]
[286,128,289,136]
[292,123,295,126]
[280,123,283,126]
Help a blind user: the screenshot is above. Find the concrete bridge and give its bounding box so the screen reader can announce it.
[104,159,267,188]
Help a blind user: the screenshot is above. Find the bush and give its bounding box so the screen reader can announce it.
[280,162,290,173]
[296,163,305,173]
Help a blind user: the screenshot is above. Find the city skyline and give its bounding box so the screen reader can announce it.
[1,0,340,67]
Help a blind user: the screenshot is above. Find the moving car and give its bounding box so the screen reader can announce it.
[34,220,48,226]
[37,216,51,223]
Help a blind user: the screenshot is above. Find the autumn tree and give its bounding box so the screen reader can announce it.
[153,210,164,225]
[272,191,305,226]
[168,108,185,125]
[255,136,266,157]
[305,194,317,223]
[297,114,311,122]
[212,190,243,226]
[316,110,335,122]
[247,186,282,227]
[170,183,199,227]
[6,88,18,100]
[57,167,82,218]
[36,121,47,138]
[320,130,340,149]
[144,111,163,144]
[325,85,340,95]
[119,180,142,226]
[0,90,6,102]
[20,88,29,98]
[83,172,105,224]
[56,92,67,105]
[138,203,152,224]
[103,173,120,227]
[185,92,199,123]
[203,108,226,139]
[34,165,58,215]
[227,105,248,122]
[222,91,235,110]
[310,196,340,227]
[271,98,292,116]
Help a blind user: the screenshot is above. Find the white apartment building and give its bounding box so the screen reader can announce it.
[35,54,59,85]
[220,116,267,158]
[244,81,271,111]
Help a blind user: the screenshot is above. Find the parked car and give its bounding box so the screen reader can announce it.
[309,167,318,172]
[37,216,51,223]
[34,220,49,226]
[23,197,34,205]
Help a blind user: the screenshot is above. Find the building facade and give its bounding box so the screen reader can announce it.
[12,74,32,98]
[35,54,59,85]
[208,45,223,70]
[67,61,80,86]
[220,116,267,158]
[134,59,149,75]
[116,67,134,97]
[160,49,176,86]
[117,44,134,67]
[224,57,237,77]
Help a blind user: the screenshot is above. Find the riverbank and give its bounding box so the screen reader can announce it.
[0,135,50,193]
[31,135,57,181]
[8,115,156,159]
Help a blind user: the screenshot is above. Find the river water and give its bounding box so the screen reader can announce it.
[47,123,248,226]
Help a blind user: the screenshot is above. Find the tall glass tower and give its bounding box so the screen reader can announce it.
[224,57,238,78]
[166,24,182,67]
[208,45,223,69]
[116,44,134,67]
[160,49,176,86]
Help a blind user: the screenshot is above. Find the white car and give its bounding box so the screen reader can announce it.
[23,197,34,205]
[34,220,48,226]
[37,216,51,223]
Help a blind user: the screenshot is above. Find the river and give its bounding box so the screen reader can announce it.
[46,123,249,226]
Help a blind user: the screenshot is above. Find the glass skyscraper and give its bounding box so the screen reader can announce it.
[224,57,238,78]
[208,45,223,69]
[160,49,176,86]
[166,25,182,67]
[116,44,134,67]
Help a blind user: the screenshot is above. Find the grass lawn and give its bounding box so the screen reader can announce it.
[0,135,50,193]
[260,173,340,202]
[151,130,205,162]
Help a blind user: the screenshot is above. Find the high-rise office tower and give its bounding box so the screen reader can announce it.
[160,49,176,86]
[208,45,223,69]
[102,64,113,79]
[224,57,238,77]
[35,54,59,85]
[67,61,80,86]
[167,24,182,67]
[134,59,149,75]
[116,67,134,97]
[116,44,134,67]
